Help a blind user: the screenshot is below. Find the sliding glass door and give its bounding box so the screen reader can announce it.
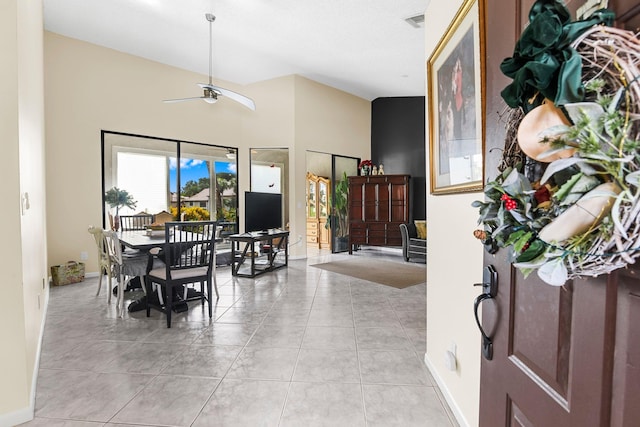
[102,131,238,230]
[331,155,359,253]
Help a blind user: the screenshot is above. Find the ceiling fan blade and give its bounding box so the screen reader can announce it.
[199,83,256,111]
[163,96,205,103]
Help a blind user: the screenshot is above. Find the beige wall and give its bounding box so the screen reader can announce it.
[44,33,370,272]
[293,76,371,249]
[0,0,48,424]
[424,1,484,426]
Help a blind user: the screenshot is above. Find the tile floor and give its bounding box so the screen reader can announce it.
[20,250,456,427]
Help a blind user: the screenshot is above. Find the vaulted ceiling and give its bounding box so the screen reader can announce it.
[43,0,429,101]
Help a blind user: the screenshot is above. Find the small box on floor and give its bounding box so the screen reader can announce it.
[50,261,85,286]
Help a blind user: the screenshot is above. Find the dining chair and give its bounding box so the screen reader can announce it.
[103,230,149,317]
[145,221,219,327]
[88,226,114,302]
[119,213,155,231]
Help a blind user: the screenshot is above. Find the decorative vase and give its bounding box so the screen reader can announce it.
[361,166,369,176]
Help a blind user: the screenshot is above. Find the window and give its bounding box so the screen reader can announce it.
[102,131,238,229]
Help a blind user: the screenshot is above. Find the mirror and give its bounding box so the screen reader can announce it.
[249,148,289,231]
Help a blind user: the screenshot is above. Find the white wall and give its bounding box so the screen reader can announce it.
[44,33,370,272]
[0,0,49,424]
[424,1,484,426]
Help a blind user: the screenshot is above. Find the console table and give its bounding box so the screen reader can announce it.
[229,230,289,277]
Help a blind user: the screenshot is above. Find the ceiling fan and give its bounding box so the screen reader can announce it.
[163,13,256,111]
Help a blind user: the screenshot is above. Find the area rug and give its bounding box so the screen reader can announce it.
[311,258,426,289]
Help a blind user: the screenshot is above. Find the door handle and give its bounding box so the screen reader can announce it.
[473,265,497,360]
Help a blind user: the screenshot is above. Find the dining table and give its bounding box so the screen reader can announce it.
[119,229,168,251]
[117,229,220,312]
[116,230,163,312]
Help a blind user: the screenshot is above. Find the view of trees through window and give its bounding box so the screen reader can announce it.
[173,160,237,223]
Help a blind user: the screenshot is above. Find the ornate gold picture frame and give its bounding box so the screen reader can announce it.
[427,0,485,195]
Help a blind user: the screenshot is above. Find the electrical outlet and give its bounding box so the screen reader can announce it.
[80,251,88,261]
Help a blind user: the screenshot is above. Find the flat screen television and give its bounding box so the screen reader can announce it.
[245,191,283,233]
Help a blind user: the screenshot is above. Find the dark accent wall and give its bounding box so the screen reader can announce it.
[371,96,426,220]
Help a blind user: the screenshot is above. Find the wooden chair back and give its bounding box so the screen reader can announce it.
[119,214,154,231]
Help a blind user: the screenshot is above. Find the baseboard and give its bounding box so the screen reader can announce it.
[0,405,33,427]
[0,288,50,427]
[424,353,470,427]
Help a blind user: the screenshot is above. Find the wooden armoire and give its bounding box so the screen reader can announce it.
[348,174,410,253]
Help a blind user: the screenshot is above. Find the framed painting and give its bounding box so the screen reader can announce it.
[427,0,485,195]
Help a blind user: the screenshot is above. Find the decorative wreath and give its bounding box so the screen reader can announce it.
[473,0,640,286]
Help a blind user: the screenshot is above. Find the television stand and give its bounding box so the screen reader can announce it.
[229,230,289,277]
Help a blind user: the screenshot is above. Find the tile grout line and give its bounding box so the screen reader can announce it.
[350,276,370,427]
[276,265,322,426]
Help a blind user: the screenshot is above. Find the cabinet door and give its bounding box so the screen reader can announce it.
[376,180,391,223]
[363,181,379,221]
[319,218,330,248]
[350,222,366,244]
[368,223,387,245]
[389,176,409,223]
[362,176,392,222]
[386,223,403,246]
[318,178,329,219]
[307,179,317,218]
[348,178,365,222]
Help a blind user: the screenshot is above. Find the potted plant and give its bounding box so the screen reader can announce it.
[104,187,137,231]
[326,171,350,251]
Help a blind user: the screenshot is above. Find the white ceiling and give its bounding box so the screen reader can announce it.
[43,0,429,101]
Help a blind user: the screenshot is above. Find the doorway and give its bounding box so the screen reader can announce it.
[249,148,289,232]
[305,151,359,257]
[306,151,332,257]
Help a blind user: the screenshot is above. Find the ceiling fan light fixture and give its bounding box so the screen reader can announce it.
[203,88,218,103]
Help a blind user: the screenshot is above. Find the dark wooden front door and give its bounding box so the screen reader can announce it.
[479,0,640,425]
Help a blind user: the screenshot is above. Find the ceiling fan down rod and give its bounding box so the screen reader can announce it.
[206,13,215,86]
